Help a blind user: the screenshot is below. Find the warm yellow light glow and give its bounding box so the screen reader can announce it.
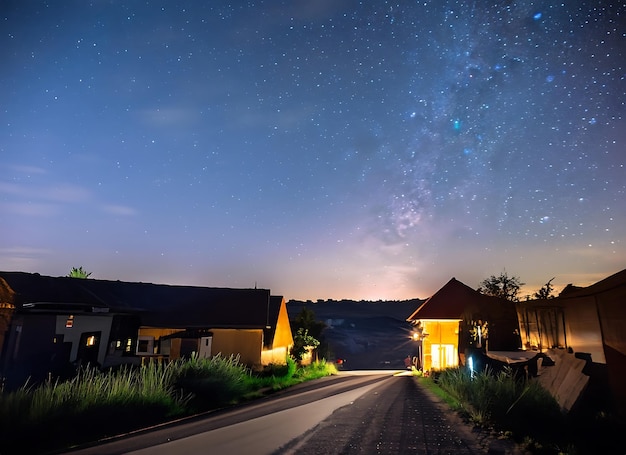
[65,315,74,328]
[86,335,96,346]
[420,318,463,322]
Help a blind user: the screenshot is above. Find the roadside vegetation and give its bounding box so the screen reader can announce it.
[418,366,623,454]
[0,354,337,455]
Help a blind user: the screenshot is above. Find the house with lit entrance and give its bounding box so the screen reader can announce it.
[406,277,520,372]
[515,268,626,415]
[0,272,294,390]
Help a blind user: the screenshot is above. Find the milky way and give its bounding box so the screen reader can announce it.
[1,1,624,300]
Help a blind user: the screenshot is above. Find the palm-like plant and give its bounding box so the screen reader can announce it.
[67,266,92,279]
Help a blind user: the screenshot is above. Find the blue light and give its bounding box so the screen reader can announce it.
[533,12,542,20]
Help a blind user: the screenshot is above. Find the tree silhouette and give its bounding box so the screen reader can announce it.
[291,307,326,340]
[533,277,556,299]
[478,270,524,302]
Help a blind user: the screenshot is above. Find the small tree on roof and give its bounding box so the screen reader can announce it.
[68,266,92,279]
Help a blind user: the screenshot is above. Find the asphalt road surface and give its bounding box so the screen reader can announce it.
[65,371,488,455]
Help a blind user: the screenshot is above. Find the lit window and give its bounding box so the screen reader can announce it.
[86,335,96,346]
[65,315,74,328]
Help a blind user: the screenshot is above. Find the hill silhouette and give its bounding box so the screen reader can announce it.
[287,299,424,369]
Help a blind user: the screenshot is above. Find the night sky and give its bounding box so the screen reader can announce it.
[2,1,625,301]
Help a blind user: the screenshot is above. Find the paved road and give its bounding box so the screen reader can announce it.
[65,371,488,455]
[275,372,481,455]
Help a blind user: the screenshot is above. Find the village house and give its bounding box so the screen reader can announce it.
[516,268,626,415]
[0,272,293,390]
[406,277,520,372]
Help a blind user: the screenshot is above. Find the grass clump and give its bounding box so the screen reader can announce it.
[172,354,252,411]
[294,358,337,382]
[432,367,564,448]
[251,358,337,392]
[0,355,336,454]
[0,362,186,453]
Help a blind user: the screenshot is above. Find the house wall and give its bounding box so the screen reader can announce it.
[2,313,65,390]
[272,299,294,349]
[55,314,114,366]
[261,346,289,365]
[138,327,180,339]
[0,303,15,361]
[575,285,626,414]
[211,328,263,367]
[596,284,626,358]
[136,327,264,368]
[516,298,605,363]
[422,320,460,371]
[562,297,605,363]
[516,280,626,416]
[517,306,567,351]
[257,298,294,366]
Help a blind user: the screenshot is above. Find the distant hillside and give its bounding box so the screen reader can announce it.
[287,299,424,370]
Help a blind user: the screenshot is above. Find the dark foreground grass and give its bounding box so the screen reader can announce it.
[420,367,626,454]
[0,355,337,455]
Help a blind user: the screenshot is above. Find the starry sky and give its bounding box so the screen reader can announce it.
[1,1,625,301]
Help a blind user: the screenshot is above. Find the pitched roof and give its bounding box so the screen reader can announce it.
[557,268,626,299]
[407,277,508,321]
[0,271,275,330]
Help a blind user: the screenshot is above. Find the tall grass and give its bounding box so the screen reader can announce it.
[0,361,188,454]
[0,355,336,454]
[434,366,563,442]
[171,353,254,410]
